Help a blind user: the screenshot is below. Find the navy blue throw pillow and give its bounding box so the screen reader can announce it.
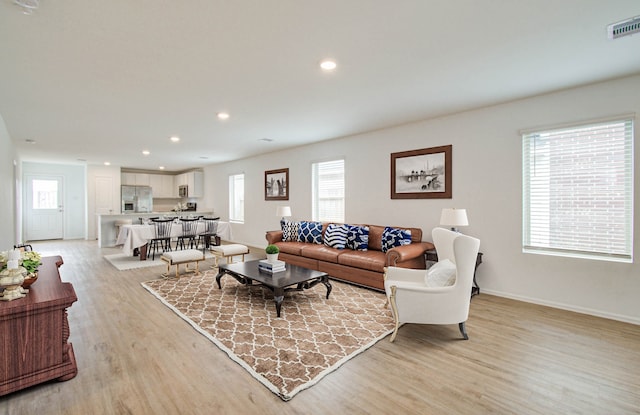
[324,223,349,249]
[298,221,323,244]
[381,226,412,253]
[346,225,369,251]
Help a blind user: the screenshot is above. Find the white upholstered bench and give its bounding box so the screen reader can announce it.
[210,244,250,267]
[161,249,205,278]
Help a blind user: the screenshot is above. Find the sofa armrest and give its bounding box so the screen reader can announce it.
[265,230,284,244]
[386,241,435,266]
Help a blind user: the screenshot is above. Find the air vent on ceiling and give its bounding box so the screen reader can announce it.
[607,15,640,39]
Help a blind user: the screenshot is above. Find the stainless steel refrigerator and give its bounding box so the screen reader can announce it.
[121,185,153,213]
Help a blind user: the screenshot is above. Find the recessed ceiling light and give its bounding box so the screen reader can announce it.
[217,112,230,120]
[104,161,111,166]
[320,59,337,71]
[142,150,150,156]
[199,156,209,160]
[259,138,274,142]
[159,166,165,170]
[170,136,180,142]
[25,139,36,144]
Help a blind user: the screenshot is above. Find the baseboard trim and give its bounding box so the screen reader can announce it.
[481,289,640,326]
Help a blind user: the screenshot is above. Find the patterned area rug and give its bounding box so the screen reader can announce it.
[105,251,214,271]
[141,270,394,400]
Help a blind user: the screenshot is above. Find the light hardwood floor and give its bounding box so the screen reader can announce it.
[1,240,639,414]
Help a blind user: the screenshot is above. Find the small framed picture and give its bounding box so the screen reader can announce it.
[391,145,452,199]
[265,168,289,200]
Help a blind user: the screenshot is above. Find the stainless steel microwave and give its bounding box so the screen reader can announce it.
[178,185,188,198]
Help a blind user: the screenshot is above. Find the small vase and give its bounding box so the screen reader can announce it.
[21,271,38,289]
[266,253,279,263]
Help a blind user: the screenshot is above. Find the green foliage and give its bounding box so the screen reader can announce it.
[265,244,280,254]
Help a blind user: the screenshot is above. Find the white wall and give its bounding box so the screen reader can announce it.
[22,162,87,240]
[203,74,640,324]
[86,164,122,240]
[0,114,17,249]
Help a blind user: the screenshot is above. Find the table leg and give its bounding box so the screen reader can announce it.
[139,244,148,261]
[322,277,332,299]
[215,270,227,289]
[273,287,285,317]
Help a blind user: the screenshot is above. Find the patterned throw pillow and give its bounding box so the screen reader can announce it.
[346,225,369,251]
[281,220,299,242]
[324,223,349,249]
[381,226,412,253]
[298,221,323,244]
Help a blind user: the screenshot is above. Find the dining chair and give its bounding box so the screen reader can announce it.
[148,218,173,260]
[176,218,199,250]
[196,217,220,252]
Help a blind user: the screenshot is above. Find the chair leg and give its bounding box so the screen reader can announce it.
[458,322,469,340]
[389,286,400,343]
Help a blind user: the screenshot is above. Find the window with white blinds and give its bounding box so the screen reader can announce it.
[522,117,634,262]
[312,159,345,222]
[228,173,244,223]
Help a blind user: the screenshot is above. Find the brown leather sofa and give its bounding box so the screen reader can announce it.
[265,223,434,291]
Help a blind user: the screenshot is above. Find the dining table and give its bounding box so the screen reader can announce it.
[115,220,233,260]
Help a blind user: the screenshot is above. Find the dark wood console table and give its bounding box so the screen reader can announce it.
[0,255,78,396]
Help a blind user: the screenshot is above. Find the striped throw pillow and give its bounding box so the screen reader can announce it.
[324,223,349,249]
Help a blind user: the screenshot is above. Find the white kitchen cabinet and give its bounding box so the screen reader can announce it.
[162,175,176,197]
[149,174,177,198]
[187,171,204,197]
[122,172,151,186]
[121,172,136,185]
[134,173,150,186]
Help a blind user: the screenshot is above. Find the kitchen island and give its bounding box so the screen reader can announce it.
[97,212,216,247]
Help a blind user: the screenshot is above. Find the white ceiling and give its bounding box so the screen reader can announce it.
[1,0,639,172]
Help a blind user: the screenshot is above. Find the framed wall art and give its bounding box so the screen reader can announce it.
[265,168,289,200]
[391,145,452,199]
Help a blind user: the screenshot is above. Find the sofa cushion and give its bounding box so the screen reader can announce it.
[281,220,300,242]
[275,241,307,256]
[367,225,384,251]
[346,225,369,251]
[324,223,349,249]
[381,226,412,253]
[300,244,341,263]
[298,221,323,244]
[337,249,387,272]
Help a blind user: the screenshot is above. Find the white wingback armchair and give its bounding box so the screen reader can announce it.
[383,227,480,341]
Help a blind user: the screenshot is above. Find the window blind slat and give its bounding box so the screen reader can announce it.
[522,118,633,262]
[313,159,345,222]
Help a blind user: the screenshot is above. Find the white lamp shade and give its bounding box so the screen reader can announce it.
[440,208,468,227]
[276,206,292,217]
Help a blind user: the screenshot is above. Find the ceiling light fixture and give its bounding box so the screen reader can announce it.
[217,112,230,120]
[13,0,39,15]
[159,166,165,170]
[320,59,337,71]
[104,162,111,166]
[170,136,180,142]
[25,139,36,144]
[142,150,150,155]
[259,138,274,142]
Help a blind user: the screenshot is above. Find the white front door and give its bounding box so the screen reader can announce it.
[25,175,64,241]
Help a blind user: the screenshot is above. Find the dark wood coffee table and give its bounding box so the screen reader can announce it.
[215,260,332,317]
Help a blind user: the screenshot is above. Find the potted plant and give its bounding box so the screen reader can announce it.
[265,244,280,263]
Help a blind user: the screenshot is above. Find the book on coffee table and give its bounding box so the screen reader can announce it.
[258,259,286,273]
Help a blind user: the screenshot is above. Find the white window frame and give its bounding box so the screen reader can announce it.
[522,116,634,263]
[228,173,245,223]
[312,159,345,223]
